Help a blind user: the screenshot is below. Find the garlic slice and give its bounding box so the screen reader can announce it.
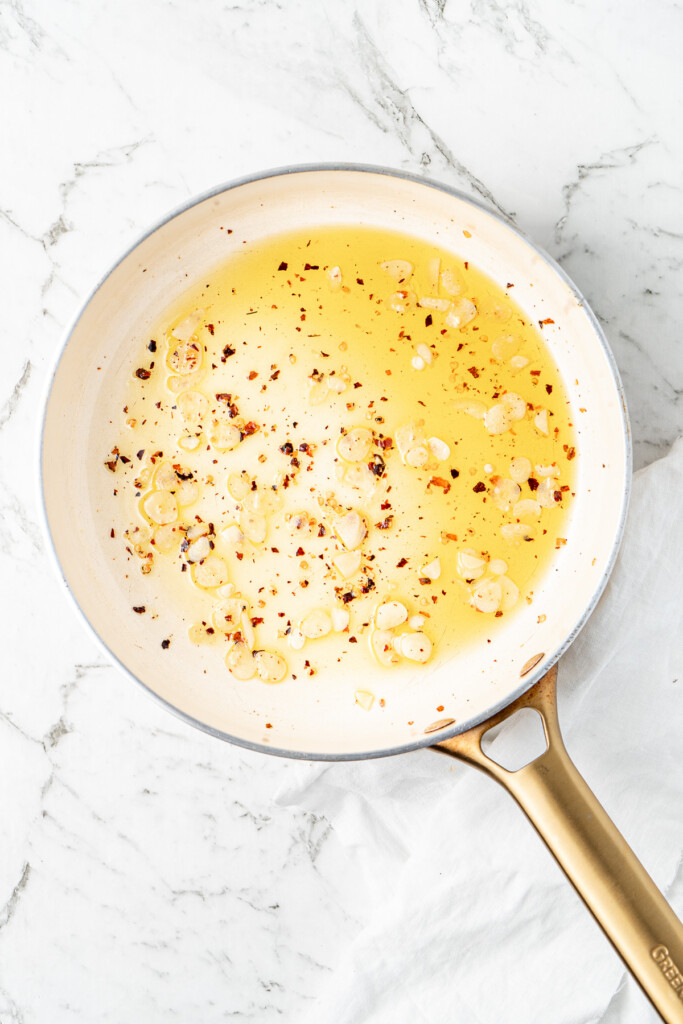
[380,259,413,282]
[254,651,287,684]
[337,427,373,463]
[142,490,178,526]
[191,554,229,589]
[397,632,433,663]
[445,298,477,329]
[225,641,256,681]
[333,510,367,551]
[300,609,333,640]
[375,601,408,631]
[333,550,362,579]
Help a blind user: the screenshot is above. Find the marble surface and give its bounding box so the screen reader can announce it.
[1,0,682,1021]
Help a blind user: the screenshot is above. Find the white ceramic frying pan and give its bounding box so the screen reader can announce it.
[40,166,683,1021]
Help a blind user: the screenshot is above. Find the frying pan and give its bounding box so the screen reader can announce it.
[40,165,683,1021]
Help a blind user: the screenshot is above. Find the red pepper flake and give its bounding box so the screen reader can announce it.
[379,437,393,450]
[135,368,151,380]
[425,314,433,327]
[318,524,326,537]
[132,606,146,614]
[147,340,157,352]
[296,547,305,556]
[356,277,364,285]
[539,318,555,326]
[495,610,503,618]
[530,370,541,376]
[528,477,539,491]
[467,366,480,378]
[304,263,319,271]
[278,261,288,271]
[161,639,171,649]
[450,469,460,479]
[380,500,392,510]
[105,460,117,473]
[396,557,408,568]
[375,516,393,530]
[300,580,310,588]
[110,528,115,538]
[221,345,236,361]
[419,577,431,585]
[554,490,562,502]
[250,617,264,626]
[566,447,576,460]
[436,705,444,712]
[241,421,259,437]
[236,552,244,560]
[428,476,451,494]
[506,283,514,289]
[545,384,553,394]
[349,636,358,643]
[207,324,215,335]
[270,369,280,381]
[342,591,355,603]
[248,370,258,381]
[473,481,486,493]
[265,723,273,729]
[353,382,362,389]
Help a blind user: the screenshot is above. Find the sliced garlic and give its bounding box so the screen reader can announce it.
[307,376,329,406]
[470,578,502,614]
[142,490,178,526]
[227,471,251,502]
[192,554,229,589]
[510,355,530,373]
[535,463,560,478]
[408,614,426,630]
[427,437,450,461]
[452,397,487,420]
[168,339,202,375]
[492,334,520,362]
[222,523,245,545]
[499,575,520,612]
[333,510,367,550]
[337,427,373,463]
[208,419,241,452]
[186,521,208,541]
[417,296,450,311]
[153,461,178,490]
[513,499,542,520]
[457,548,486,580]
[380,259,413,282]
[331,608,350,632]
[500,392,526,421]
[170,311,203,343]
[289,629,306,651]
[244,488,283,516]
[416,343,433,365]
[375,601,408,631]
[355,690,375,711]
[371,629,401,667]
[327,375,347,394]
[175,480,199,506]
[440,268,461,296]
[188,623,216,646]
[484,404,513,435]
[534,409,549,435]
[405,445,429,468]
[509,457,532,484]
[411,355,426,371]
[398,632,433,663]
[178,434,202,452]
[186,535,211,563]
[333,550,362,579]
[490,476,522,512]
[301,609,332,640]
[167,369,207,395]
[537,477,560,508]
[445,298,477,329]
[240,510,268,545]
[254,650,287,684]
[501,522,538,544]
[426,257,441,292]
[225,641,256,681]
[153,523,180,553]
[488,558,508,576]
[177,390,209,428]
[390,290,416,313]
[328,266,342,291]
[421,557,441,581]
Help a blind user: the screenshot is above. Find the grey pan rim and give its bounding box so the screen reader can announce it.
[38,162,632,762]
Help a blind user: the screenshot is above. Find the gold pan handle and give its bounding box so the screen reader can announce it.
[435,666,683,1023]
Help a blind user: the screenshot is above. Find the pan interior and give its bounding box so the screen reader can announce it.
[41,169,629,758]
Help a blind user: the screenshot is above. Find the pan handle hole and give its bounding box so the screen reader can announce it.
[480,708,548,771]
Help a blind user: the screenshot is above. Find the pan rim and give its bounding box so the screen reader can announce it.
[37,162,632,761]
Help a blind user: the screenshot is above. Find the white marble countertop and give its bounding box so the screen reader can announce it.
[2,1,682,1021]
